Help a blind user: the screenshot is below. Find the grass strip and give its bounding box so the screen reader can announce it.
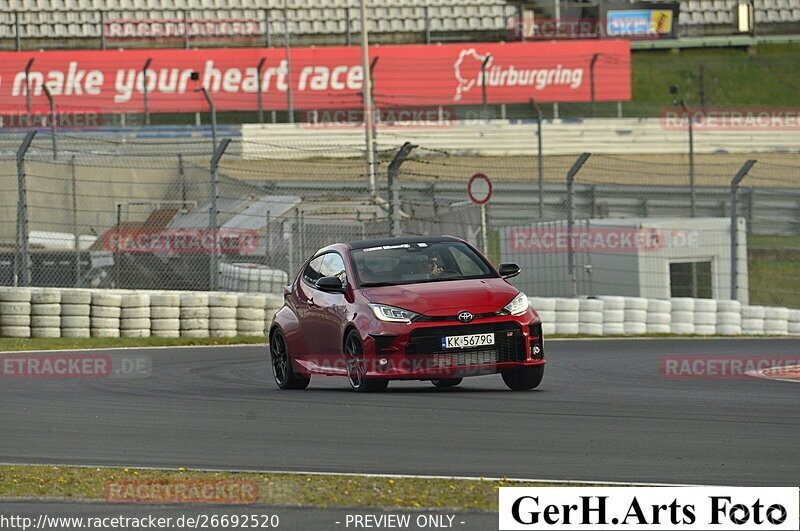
[0,464,600,510]
[0,336,266,352]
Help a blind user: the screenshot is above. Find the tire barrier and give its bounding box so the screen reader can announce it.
[237,293,267,337]
[120,293,151,338]
[0,288,797,339]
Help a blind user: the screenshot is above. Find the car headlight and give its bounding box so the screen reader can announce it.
[503,292,529,316]
[369,303,420,323]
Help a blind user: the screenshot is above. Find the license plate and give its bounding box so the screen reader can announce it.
[441,333,495,349]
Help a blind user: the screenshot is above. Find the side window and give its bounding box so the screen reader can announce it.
[448,246,485,276]
[320,253,347,283]
[302,255,325,286]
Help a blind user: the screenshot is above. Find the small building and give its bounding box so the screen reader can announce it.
[499,217,748,302]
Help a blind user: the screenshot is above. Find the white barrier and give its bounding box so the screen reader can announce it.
[0,289,796,339]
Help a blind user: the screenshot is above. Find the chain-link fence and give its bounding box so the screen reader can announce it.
[4,129,800,308]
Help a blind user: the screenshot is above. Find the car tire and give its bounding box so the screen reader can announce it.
[431,378,462,388]
[502,365,545,391]
[270,329,310,390]
[345,330,388,393]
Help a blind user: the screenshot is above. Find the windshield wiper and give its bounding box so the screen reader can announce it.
[360,282,398,287]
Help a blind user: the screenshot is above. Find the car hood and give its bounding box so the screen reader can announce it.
[360,278,519,317]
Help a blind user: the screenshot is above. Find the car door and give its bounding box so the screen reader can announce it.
[296,254,326,361]
[314,252,349,359]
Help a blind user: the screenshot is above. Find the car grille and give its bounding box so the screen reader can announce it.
[406,322,525,367]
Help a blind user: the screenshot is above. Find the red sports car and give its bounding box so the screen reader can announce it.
[269,236,544,392]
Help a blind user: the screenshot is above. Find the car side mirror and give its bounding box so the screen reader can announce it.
[498,262,521,279]
[316,275,345,293]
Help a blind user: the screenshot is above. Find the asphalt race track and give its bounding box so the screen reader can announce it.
[1,339,798,486]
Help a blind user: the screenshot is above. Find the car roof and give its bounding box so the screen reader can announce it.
[345,235,464,250]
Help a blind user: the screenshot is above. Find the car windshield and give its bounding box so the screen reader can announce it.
[350,241,496,287]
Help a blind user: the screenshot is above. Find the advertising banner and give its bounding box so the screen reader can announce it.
[0,40,630,115]
[600,2,680,39]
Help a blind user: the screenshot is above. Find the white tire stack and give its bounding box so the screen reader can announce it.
[120,293,151,338]
[598,296,625,335]
[788,309,800,335]
[529,297,556,336]
[237,294,267,336]
[741,305,765,335]
[623,297,648,335]
[209,293,238,338]
[670,298,695,335]
[264,294,284,330]
[553,298,579,335]
[646,299,671,334]
[30,289,61,338]
[180,293,210,338]
[0,287,32,338]
[61,289,91,338]
[578,298,603,336]
[764,307,789,336]
[716,300,742,335]
[693,299,718,335]
[150,293,180,338]
[91,291,122,337]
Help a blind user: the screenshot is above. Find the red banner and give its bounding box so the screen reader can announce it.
[0,41,630,114]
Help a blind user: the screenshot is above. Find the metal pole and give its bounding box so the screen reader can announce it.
[115,203,121,287]
[423,6,430,44]
[42,84,57,160]
[730,160,756,301]
[178,154,186,205]
[681,99,696,217]
[283,2,294,123]
[210,138,231,291]
[143,58,152,126]
[369,56,380,185]
[358,0,376,195]
[99,10,106,50]
[182,10,189,49]
[199,87,217,153]
[589,53,600,116]
[24,58,34,126]
[480,204,488,255]
[16,131,36,287]
[71,154,80,286]
[257,57,266,123]
[566,153,591,298]
[481,55,491,119]
[345,7,351,46]
[531,98,543,219]
[264,9,271,47]
[387,142,416,237]
[14,12,20,51]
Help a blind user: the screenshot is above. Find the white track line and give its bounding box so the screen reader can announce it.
[0,462,716,487]
[0,343,267,355]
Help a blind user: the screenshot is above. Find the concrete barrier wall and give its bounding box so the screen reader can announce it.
[0,287,798,339]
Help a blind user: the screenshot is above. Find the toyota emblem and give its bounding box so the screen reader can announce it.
[457,311,474,323]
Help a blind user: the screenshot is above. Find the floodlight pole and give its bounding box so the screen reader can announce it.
[283,1,294,123]
[530,98,544,218]
[24,58,34,125]
[730,160,756,301]
[199,87,217,153]
[566,153,591,298]
[41,84,57,160]
[256,57,266,123]
[209,138,230,291]
[142,58,152,126]
[359,0,376,195]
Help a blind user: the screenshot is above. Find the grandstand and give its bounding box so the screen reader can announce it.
[2,0,799,48]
